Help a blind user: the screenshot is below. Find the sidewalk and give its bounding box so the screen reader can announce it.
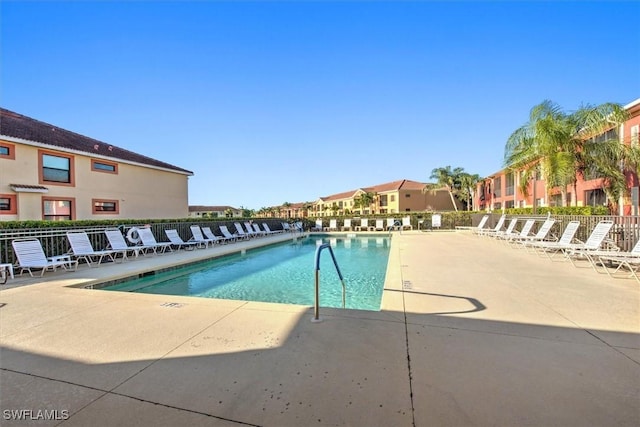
[1,231,638,426]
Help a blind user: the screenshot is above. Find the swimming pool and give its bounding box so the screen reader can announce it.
[103,234,391,311]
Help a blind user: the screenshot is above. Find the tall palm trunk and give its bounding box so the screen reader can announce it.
[448,189,458,211]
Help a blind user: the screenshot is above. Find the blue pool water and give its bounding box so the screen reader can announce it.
[103,234,391,311]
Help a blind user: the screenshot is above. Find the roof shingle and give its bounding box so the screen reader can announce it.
[0,108,193,175]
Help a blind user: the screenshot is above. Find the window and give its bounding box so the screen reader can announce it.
[505,200,514,209]
[39,150,75,186]
[493,177,502,197]
[390,195,396,201]
[591,128,618,144]
[549,194,562,207]
[493,202,502,210]
[631,125,639,147]
[585,189,607,207]
[405,194,410,198]
[91,159,118,174]
[0,194,17,215]
[505,173,515,196]
[43,197,75,220]
[0,142,15,159]
[92,199,119,214]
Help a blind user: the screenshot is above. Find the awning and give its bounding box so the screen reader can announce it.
[10,184,49,193]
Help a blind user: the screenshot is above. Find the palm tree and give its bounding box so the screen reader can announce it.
[504,100,629,212]
[359,192,376,214]
[302,201,314,217]
[282,201,292,218]
[429,166,463,211]
[458,172,481,211]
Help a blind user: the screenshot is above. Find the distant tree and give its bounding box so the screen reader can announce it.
[458,173,481,211]
[429,166,464,211]
[224,208,234,218]
[358,192,376,214]
[282,201,292,218]
[302,201,314,217]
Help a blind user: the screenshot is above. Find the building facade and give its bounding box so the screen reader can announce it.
[307,179,462,217]
[0,108,193,221]
[476,98,640,214]
[188,205,243,218]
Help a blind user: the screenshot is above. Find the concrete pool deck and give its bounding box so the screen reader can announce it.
[0,230,638,426]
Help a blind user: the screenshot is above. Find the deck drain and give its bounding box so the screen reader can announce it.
[160,302,185,308]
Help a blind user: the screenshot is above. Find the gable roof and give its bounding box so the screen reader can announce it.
[319,189,362,202]
[189,205,239,212]
[319,179,427,202]
[0,107,193,175]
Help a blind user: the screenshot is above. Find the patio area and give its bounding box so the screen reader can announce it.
[1,230,638,426]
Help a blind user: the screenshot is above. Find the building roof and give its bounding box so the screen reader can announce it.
[365,179,426,193]
[0,107,193,175]
[319,179,427,202]
[189,205,239,212]
[319,189,362,202]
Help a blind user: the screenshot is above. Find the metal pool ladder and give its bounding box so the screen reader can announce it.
[312,243,346,323]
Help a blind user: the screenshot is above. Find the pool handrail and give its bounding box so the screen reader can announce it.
[312,243,346,322]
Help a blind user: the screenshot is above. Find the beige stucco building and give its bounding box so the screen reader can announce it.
[188,205,243,218]
[0,108,193,221]
[310,179,462,217]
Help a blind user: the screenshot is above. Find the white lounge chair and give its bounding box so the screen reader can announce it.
[563,220,617,268]
[511,218,556,247]
[202,226,232,244]
[499,219,535,243]
[190,225,218,247]
[325,219,338,231]
[252,223,267,237]
[356,218,373,232]
[12,238,78,277]
[312,219,323,232]
[375,219,384,231]
[219,225,241,241]
[165,229,202,250]
[246,222,260,237]
[491,218,518,240]
[342,219,352,231]
[386,218,400,231]
[105,229,150,258]
[597,239,640,282]
[401,216,413,230]
[262,223,282,234]
[138,227,172,254]
[234,222,251,240]
[527,220,581,258]
[471,215,490,235]
[534,220,613,265]
[66,231,121,266]
[478,214,506,238]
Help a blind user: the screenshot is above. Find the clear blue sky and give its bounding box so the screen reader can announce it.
[2,1,639,210]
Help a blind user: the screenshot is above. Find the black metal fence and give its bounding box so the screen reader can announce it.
[0,219,291,265]
[472,213,640,252]
[2,215,640,266]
